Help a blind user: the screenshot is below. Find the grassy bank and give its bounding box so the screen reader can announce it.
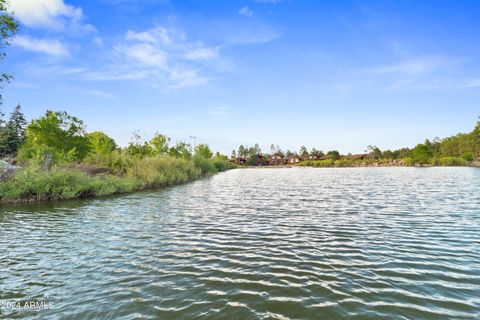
[0,156,235,204]
[298,156,470,168]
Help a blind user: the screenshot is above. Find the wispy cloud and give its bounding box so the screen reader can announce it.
[208,105,230,122]
[184,48,218,61]
[9,0,95,32]
[239,7,253,18]
[13,17,281,91]
[93,37,104,46]
[86,90,116,99]
[12,35,69,56]
[112,26,217,89]
[366,56,457,76]
[254,0,283,3]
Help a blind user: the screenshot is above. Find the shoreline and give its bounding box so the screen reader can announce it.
[237,163,479,169]
[0,157,235,205]
[0,171,218,206]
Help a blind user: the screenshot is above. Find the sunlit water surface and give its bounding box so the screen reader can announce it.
[1,167,479,319]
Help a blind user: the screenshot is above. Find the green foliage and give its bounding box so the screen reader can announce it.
[0,104,27,156]
[300,159,335,167]
[149,132,170,155]
[367,145,382,159]
[195,143,213,159]
[411,143,433,164]
[194,155,216,174]
[0,164,141,202]
[402,157,415,166]
[125,156,201,188]
[88,131,117,157]
[462,152,474,162]
[126,131,152,158]
[212,158,236,171]
[169,141,191,159]
[326,150,340,161]
[18,111,91,164]
[0,154,234,203]
[299,146,308,157]
[0,1,18,104]
[430,157,467,166]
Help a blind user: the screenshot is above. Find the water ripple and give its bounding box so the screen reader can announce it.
[1,167,480,319]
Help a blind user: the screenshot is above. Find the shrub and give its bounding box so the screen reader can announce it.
[431,157,467,166]
[299,159,335,167]
[212,158,236,172]
[193,156,217,174]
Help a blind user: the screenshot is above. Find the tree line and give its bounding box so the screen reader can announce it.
[0,108,226,167]
[231,117,480,165]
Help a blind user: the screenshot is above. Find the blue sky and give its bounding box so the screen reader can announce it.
[3,0,480,154]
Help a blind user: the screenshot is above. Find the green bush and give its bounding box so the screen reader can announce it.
[402,157,415,166]
[212,158,236,172]
[462,152,474,162]
[0,154,234,203]
[299,160,335,167]
[0,165,141,202]
[193,156,217,174]
[431,157,467,166]
[334,159,354,167]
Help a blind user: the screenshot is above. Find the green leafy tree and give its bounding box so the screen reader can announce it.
[0,1,18,105]
[88,131,117,157]
[366,145,382,159]
[299,146,308,157]
[149,132,170,155]
[195,143,213,159]
[411,143,433,164]
[169,141,191,159]
[471,117,480,158]
[382,149,394,159]
[327,150,340,160]
[214,152,228,161]
[231,149,236,159]
[126,131,152,158]
[18,111,91,163]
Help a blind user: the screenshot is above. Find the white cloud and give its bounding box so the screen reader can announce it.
[9,0,94,32]
[226,28,281,45]
[184,48,218,61]
[239,7,253,18]
[208,105,230,122]
[86,90,116,99]
[125,27,175,46]
[16,20,280,91]
[168,68,210,90]
[366,56,454,76]
[255,0,282,3]
[13,35,69,56]
[93,37,103,46]
[113,26,217,89]
[121,43,167,67]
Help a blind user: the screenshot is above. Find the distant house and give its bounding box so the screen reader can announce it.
[231,157,247,165]
[256,155,269,166]
[288,155,302,164]
[303,154,322,161]
[269,154,286,165]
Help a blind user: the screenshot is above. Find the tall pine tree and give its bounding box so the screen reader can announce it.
[0,104,26,156]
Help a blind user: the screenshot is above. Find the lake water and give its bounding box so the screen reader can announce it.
[1,167,479,319]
